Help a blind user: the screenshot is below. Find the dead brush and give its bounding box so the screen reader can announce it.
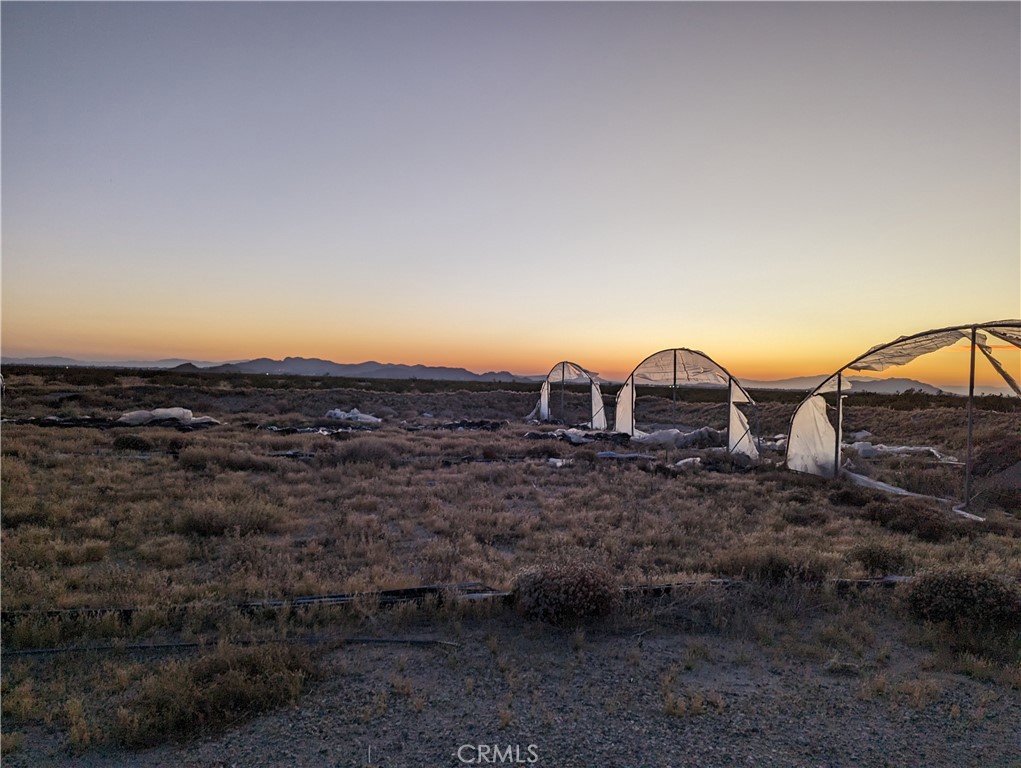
[712,547,831,585]
[848,541,913,576]
[905,569,1021,631]
[114,643,317,748]
[512,560,620,624]
[862,498,958,542]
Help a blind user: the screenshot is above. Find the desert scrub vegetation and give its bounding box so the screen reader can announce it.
[905,569,1021,631]
[2,368,1020,753]
[513,560,621,624]
[113,643,317,748]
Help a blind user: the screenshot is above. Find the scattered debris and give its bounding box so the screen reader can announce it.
[524,429,630,446]
[848,441,957,462]
[673,457,702,470]
[257,424,375,435]
[117,407,220,427]
[633,427,726,449]
[269,450,316,461]
[325,407,382,423]
[596,451,656,460]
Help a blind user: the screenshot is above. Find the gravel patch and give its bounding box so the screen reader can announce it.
[10,613,1020,768]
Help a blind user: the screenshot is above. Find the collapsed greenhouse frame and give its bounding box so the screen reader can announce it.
[614,348,759,460]
[528,361,607,430]
[785,320,1021,508]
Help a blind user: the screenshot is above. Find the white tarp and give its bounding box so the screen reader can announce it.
[632,427,726,448]
[590,382,607,430]
[728,379,759,460]
[849,441,957,462]
[785,321,1021,484]
[850,329,973,371]
[325,408,382,423]
[538,380,551,421]
[786,395,837,477]
[614,376,637,436]
[530,361,605,428]
[631,348,732,387]
[614,348,757,461]
[117,408,220,426]
[986,326,1021,349]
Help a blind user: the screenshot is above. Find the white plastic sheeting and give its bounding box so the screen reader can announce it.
[849,442,957,462]
[987,326,1021,349]
[786,395,837,476]
[117,408,220,426]
[614,348,758,461]
[786,321,1021,489]
[537,380,551,420]
[850,329,973,372]
[325,408,382,423]
[615,377,637,436]
[530,361,606,429]
[728,379,759,460]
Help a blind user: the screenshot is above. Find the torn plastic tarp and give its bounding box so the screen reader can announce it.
[848,441,958,463]
[841,470,985,521]
[527,361,607,429]
[524,429,630,446]
[631,427,726,449]
[325,408,382,424]
[117,408,220,427]
[614,348,758,461]
[786,320,1020,487]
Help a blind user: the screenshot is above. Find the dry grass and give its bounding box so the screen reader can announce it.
[1,367,1018,753]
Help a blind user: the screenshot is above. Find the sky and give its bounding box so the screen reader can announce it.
[2,1,1019,385]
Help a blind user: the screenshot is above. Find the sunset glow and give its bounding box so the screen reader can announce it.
[3,3,1018,385]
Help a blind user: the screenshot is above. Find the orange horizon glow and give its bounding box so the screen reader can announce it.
[3,329,1016,389]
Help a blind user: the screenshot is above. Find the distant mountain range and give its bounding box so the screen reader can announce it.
[1,355,1009,395]
[743,375,944,395]
[172,357,526,382]
[1,355,532,383]
[1,356,233,369]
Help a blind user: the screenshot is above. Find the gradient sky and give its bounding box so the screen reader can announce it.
[3,2,1019,384]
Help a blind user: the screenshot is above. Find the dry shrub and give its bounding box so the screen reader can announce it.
[172,501,279,537]
[177,447,278,473]
[327,437,402,468]
[862,498,956,542]
[524,442,562,459]
[513,560,620,624]
[115,643,316,748]
[781,506,829,527]
[848,541,912,576]
[828,485,878,508]
[972,435,1021,477]
[111,434,154,452]
[713,547,830,584]
[906,569,1021,631]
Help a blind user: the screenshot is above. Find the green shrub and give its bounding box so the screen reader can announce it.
[906,569,1021,630]
[513,560,620,624]
[115,644,316,748]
